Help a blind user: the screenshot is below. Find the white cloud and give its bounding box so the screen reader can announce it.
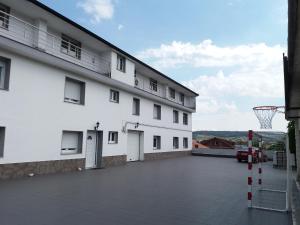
[118,24,124,30]
[77,0,114,23]
[137,40,287,131]
[137,40,284,69]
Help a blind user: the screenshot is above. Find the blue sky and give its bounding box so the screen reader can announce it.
[40,0,287,131]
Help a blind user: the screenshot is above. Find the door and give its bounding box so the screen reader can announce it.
[86,131,97,169]
[127,131,140,162]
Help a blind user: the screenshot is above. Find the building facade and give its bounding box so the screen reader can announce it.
[0,0,198,178]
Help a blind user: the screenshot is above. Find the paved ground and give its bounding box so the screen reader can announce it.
[0,156,292,225]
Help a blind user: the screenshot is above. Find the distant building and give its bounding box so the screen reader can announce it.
[200,137,235,149]
[192,140,208,149]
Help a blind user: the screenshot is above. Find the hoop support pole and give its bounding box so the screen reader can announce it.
[248,130,253,208]
[258,139,262,189]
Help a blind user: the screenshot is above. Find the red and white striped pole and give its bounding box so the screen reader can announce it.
[248,130,253,208]
[258,139,262,189]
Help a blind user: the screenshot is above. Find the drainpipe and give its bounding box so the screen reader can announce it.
[295,119,300,181]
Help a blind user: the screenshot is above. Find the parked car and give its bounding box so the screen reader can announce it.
[236,148,267,163]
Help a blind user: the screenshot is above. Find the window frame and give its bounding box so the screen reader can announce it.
[153,136,161,150]
[117,54,126,73]
[0,127,5,157]
[183,137,188,149]
[169,88,176,99]
[180,93,185,104]
[173,137,179,149]
[61,34,82,60]
[183,113,188,125]
[0,56,11,91]
[132,98,140,116]
[0,3,10,30]
[64,77,85,105]
[153,104,161,120]
[61,130,83,155]
[108,131,118,144]
[173,110,179,123]
[110,89,119,103]
[150,79,158,92]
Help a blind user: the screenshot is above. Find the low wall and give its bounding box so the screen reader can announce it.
[192,148,236,158]
[0,159,85,179]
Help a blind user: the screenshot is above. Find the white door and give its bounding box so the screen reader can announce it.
[85,132,97,169]
[127,131,140,162]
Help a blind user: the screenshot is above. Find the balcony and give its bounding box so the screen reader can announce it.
[134,75,196,110]
[0,12,111,76]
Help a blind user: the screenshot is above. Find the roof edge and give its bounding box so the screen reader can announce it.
[27,0,199,96]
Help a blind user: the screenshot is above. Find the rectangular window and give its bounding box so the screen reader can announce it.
[117,54,126,72]
[173,137,179,149]
[153,104,161,120]
[0,127,5,157]
[169,88,175,99]
[0,56,10,90]
[183,138,188,149]
[64,77,85,105]
[150,79,158,92]
[173,110,179,123]
[183,113,188,125]
[0,3,9,29]
[61,34,81,60]
[108,131,118,144]
[132,98,140,115]
[110,90,119,103]
[153,136,161,150]
[61,131,83,155]
[180,93,185,104]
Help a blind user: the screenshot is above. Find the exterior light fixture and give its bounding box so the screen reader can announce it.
[135,122,139,129]
[94,122,100,130]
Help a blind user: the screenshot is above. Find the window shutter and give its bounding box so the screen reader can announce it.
[65,79,81,102]
[62,132,78,150]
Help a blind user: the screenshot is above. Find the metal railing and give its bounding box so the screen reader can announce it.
[134,75,196,110]
[0,12,111,76]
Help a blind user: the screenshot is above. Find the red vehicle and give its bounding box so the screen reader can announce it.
[236,148,267,163]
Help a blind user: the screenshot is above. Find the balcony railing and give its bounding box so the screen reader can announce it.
[0,12,111,76]
[134,75,196,110]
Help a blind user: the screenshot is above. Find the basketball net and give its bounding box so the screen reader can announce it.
[253,106,284,129]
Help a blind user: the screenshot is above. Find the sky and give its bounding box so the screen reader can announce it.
[40,0,288,131]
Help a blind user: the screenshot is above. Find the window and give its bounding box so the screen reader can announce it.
[183,113,188,125]
[110,90,119,103]
[183,138,188,149]
[153,104,161,120]
[64,77,85,105]
[0,56,10,90]
[173,110,179,123]
[180,93,185,104]
[169,88,175,99]
[132,98,140,115]
[61,131,83,155]
[61,34,81,60]
[153,136,161,150]
[0,127,5,157]
[0,3,9,29]
[117,54,126,72]
[150,79,158,92]
[173,137,179,149]
[108,131,118,144]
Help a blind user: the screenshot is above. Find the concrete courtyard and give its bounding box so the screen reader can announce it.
[0,156,292,225]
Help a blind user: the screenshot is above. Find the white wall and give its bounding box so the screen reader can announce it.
[110,51,135,86]
[0,50,192,164]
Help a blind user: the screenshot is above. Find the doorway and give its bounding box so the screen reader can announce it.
[85,130,103,169]
[127,130,143,162]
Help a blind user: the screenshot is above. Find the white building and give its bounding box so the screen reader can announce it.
[0,0,198,179]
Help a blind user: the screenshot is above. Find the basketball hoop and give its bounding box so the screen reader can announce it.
[253,106,285,129]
